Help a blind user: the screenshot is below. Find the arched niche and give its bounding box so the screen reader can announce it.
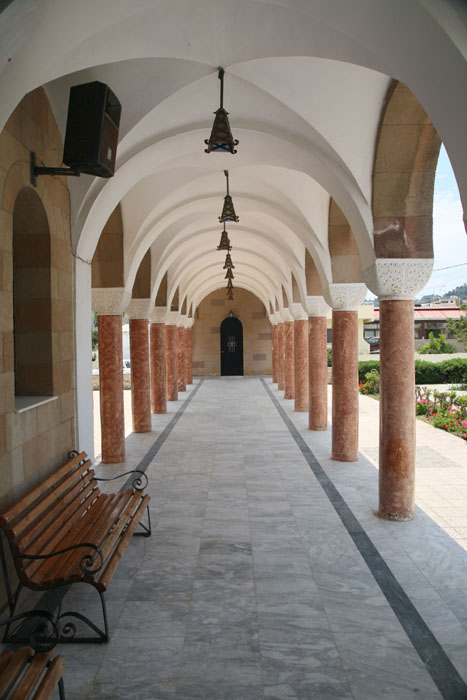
[13,187,53,397]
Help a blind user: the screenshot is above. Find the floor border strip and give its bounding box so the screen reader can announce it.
[261,378,467,700]
[125,378,205,485]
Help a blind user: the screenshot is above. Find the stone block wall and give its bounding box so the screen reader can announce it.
[0,88,75,514]
[192,288,272,375]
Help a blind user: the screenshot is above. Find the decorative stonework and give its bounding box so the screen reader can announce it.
[149,306,168,324]
[362,258,433,300]
[165,311,180,326]
[324,283,367,311]
[281,308,293,323]
[303,296,330,318]
[177,314,187,328]
[92,287,131,315]
[289,303,308,321]
[126,299,152,320]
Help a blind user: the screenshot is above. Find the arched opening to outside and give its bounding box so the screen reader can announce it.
[13,187,53,399]
[220,316,244,376]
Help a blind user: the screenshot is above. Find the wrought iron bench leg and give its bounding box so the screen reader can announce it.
[134,505,152,537]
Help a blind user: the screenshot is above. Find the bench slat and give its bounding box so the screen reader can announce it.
[14,473,97,553]
[9,461,93,544]
[23,488,100,582]
[99,491,146,563]
[0,646,34,699]
[9,651,51,700]
[43,491,136,587]
[97,494,150,591]
[31,656,66,700]
[0,452,87,528]
[28,493,119,587]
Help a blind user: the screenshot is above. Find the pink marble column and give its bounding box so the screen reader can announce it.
[284,320,295,400]
[331,310,359,461]
[166,321,178,401]
[378,300,415,520]
[98,314,125,463]
[177,325,186,392]
[308,315,328,430]
[271,324,279,384]
[129,318,151,432]
[293,319,308,412]
[150,320,167,414]
[277,322,285,391]
[185,326,193,385]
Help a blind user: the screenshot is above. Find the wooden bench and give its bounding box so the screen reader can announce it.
[0,451,151,643]
[0,612,66,699]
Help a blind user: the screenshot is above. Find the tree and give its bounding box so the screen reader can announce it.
[418,331,455,354]
[447,305,467,351]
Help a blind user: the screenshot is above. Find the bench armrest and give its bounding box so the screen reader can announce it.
[94,469,149,491]
[15,542,104,575]
[0,610,60,651]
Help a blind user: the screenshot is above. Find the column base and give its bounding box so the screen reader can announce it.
[376,509,414,522]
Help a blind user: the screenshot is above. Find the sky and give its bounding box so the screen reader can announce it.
[423,145,467,298]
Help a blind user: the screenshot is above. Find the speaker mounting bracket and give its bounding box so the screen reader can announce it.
[30,151,80,187]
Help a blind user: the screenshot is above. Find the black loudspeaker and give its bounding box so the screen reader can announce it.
[63,81,121,178]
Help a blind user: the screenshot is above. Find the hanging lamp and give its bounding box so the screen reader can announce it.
[227,289,234,300]
[205,68,239,154]
[226,278,234,290]
[219,170,239,222]
[223,252,234,269]
[225,268,234,280]
[217,224,232,251]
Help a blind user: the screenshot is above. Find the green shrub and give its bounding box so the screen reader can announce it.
[358,360,380,381]
[415,358,467,384]
[327,347,332,366]
[359,370,380,395]
[418,331,455,354]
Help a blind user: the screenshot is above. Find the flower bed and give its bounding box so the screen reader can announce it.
[415,387,467,441]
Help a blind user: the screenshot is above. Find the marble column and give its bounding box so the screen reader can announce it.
[290,304,308,412]
[185,319,193,385]
[277,315,285,391]
[177,316,187,392]
[166,312,179,401]
[304,296,330,430]
[127,300,152,433]
[363,258,433,520]
[283,310,295,400]
[149,307,167,414]
[92,288,130,464]
[325,284,367,462]
[270,317,279,384]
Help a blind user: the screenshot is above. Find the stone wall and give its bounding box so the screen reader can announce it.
[0,88,74,513]
[192,288,272,376]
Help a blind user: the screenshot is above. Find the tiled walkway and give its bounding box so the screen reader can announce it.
[9,378,467,698]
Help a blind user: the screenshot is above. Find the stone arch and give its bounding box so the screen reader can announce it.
[328,199,360,282]
[372,81,441,259]
[13,187,53,396]
[91,204,124,288]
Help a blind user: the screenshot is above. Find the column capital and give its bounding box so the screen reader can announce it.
[324,283,367,311]
[269,314,278,326]
[274,312,284,324]
[92,287,130,315]
[289,303,308,321]
[362,258,433,301]
[165,311,179,326]
[126,299,152,320]
[185,317,194,329]
[177,314,187,328]
[149,306,168,324]
[304,296,330,318]
[281,308,294,323]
